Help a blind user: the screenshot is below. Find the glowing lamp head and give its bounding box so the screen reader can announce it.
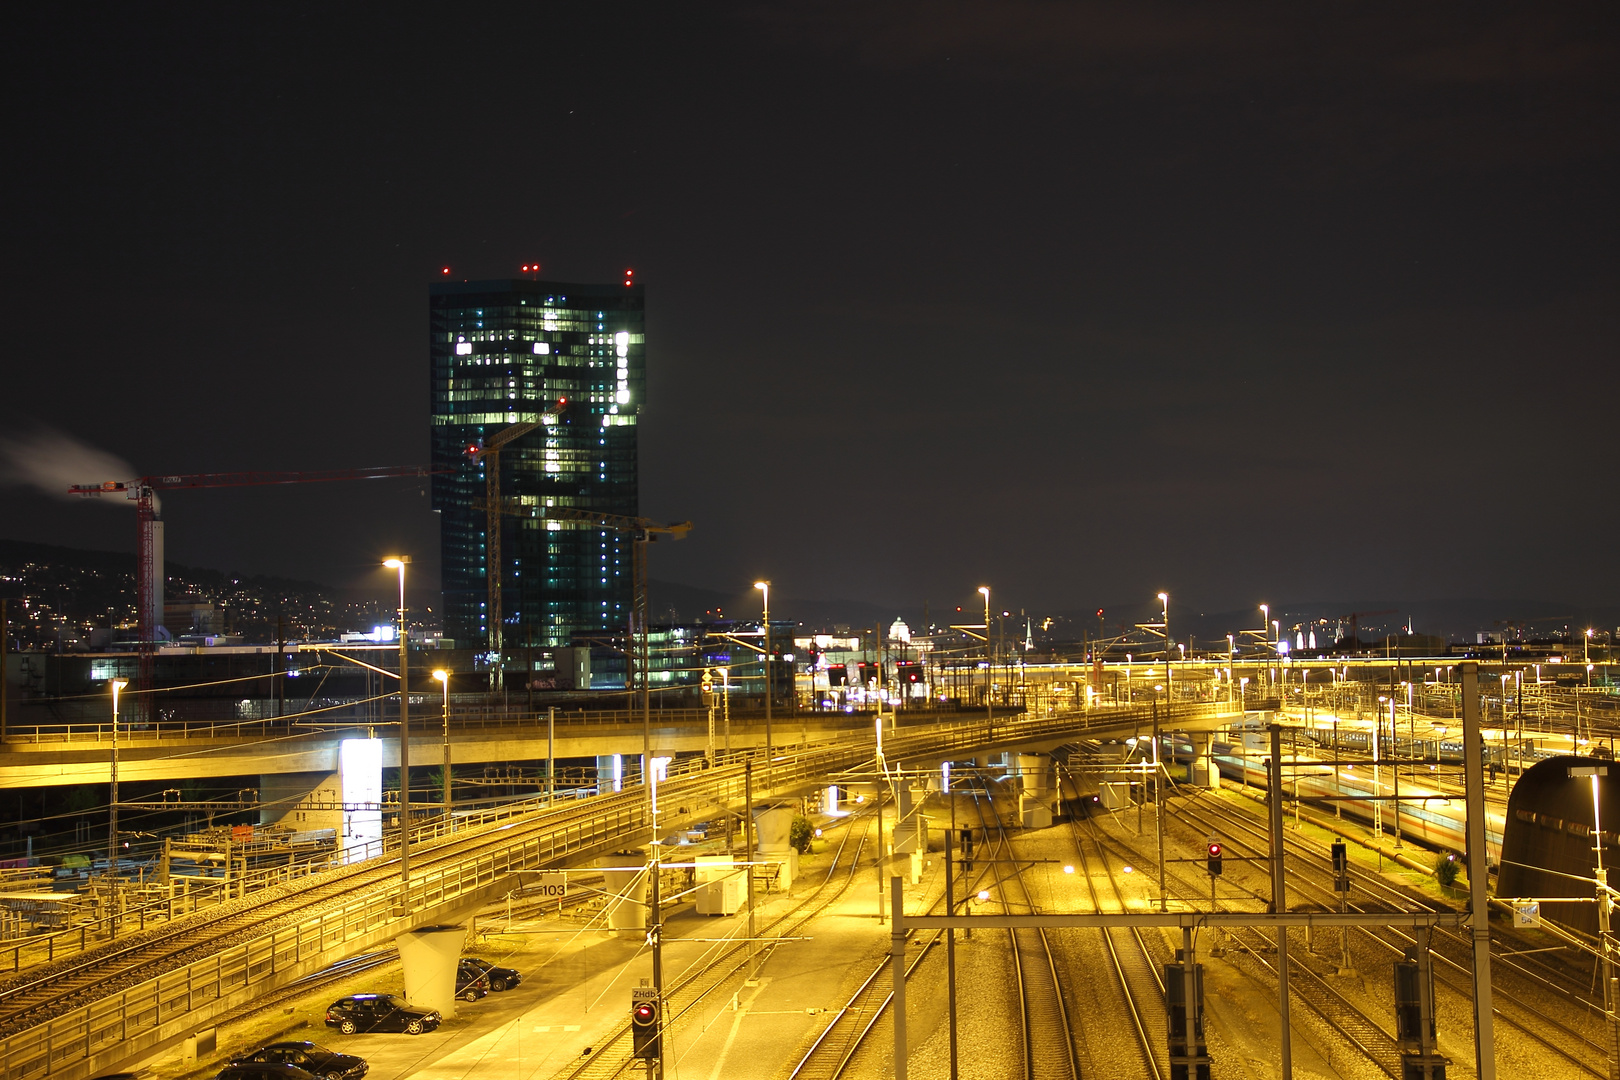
[977,890,989,902]
[441,267,451,275]
[1207,842,1222,857]
[633,1003,655,1022]
[384,558,407,570]
[432,670,449,683]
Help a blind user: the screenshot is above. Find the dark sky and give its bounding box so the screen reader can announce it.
[3,3,1616,619]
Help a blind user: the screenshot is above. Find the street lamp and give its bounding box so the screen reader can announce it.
[717,666,731,759]
[754,581,773,761]
[432,669,451,827]
[383,556,412,908]
[109,677,128,903]
[978,586,992,716]
[1158,592,1170,661]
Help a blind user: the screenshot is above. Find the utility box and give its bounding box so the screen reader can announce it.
[693,855,744,916]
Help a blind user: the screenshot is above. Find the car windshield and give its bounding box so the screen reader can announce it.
[465,958,492,970]
[382,994,407,1007]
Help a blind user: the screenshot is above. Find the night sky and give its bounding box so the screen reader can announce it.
[3,4,1616,621]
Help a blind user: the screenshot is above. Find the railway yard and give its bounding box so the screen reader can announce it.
[92,734,1612,1080]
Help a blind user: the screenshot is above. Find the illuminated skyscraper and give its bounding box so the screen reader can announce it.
[430,277,644,657]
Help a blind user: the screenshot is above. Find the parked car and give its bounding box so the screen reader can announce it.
[454,961,489,1002]
[215,1065,322,1080]
[231,1041,367,1080]
[324,994,441,1035]
[461,956,522,991]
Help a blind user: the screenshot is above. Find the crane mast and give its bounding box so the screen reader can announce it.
[463,402,569,689]
[69,464,443,713]
[476,496,691,735]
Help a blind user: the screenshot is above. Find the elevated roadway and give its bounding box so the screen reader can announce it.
[0,707,951,788]
[0,700,1244,1080]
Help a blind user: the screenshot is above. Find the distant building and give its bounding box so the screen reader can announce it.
[430,278,645,655]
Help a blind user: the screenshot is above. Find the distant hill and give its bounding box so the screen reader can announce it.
[0,538,394,649]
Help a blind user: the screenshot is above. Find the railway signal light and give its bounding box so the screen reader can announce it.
[1206,842,1223,876]
[630,988,660,1060]
[959,828,974,871]
[1331,840,1350,891]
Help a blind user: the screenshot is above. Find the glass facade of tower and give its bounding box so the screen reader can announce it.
[429,279,644,652]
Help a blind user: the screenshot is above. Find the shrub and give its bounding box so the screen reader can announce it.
[789,815,815,854]
[1434,852,1461,887]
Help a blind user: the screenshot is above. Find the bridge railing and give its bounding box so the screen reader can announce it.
[0,699,1248,1077]
[0,698,1239,974]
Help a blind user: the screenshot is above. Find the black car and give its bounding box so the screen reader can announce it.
[461,956,522,992]
[454,961,489,1002]
[216,1065,322,1080]
[325,994,442,1035]
[233,1041,367,1080]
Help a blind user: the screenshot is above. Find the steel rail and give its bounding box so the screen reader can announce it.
[0,702,1246,1079]
[556,805,880,1080]
[1158,791,1607,1078]
[1057,781,1165,1080]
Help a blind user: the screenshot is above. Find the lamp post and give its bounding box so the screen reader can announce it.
[754,581,773,762]
[1228,635,1236,706]
[433,670,451,827]
[383,556,411,908]
[718,666,731,760]
[109,677,128,907]
[1158,592,1170,661]
[978,586,991,718]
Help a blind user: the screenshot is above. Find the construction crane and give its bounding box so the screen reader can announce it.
[462,400,569,687]
[69,465,443,707]
[1331,609,1398,654]
[477,498,690,743]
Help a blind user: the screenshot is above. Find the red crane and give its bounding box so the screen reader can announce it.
[69,465,443,705]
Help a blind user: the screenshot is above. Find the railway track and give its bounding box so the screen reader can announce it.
[0,784,658,1038]
[1180,790,1611,1078]
[1042,765,1169,1080]
[555,805,880,1080]
[970,788,1080,1080]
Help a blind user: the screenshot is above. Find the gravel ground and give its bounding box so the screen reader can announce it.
[1099,787,1604,1080]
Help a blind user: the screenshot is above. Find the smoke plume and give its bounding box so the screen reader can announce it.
[0,427,138,503]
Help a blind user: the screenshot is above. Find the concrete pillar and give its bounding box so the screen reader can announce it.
[600,852,646,932]
[753,804,798,890]
[1015,754,1052,798]
[1188,733,1221,789]
[398,923,466,1019]
[892,787,931,854]
[259,771,342,834]
[595,753,623,793]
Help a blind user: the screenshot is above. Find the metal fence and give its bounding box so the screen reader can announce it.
[0,698,1242,1078]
